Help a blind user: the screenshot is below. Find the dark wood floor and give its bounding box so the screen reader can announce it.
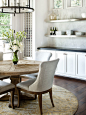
[53,76,86,115]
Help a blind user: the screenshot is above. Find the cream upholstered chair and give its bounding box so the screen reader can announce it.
[0,52,10,80]
[17,59,59,115]
[35,51,52,61]
[0,81,15,109]
[20,51,52,79]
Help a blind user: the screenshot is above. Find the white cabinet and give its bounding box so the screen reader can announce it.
[56,51,86,80]
[38,49,86,80]
[76,53,86,78]
[55,51,75,76]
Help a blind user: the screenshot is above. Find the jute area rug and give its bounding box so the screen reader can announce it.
[0,85,78,115]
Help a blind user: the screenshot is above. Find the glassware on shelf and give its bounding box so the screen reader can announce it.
[55,10,59,20]
[49,10,57,20]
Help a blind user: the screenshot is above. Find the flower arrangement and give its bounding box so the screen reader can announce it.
[2,29,26,53]
[3,29,26,64]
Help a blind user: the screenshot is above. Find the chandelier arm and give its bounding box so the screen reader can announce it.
[14,0,16,14]
[29,0,30,8]
[19,7,20,13]
[14,0,16,6]
[19,0,20,6]
[2,9,3,13]
[8,0,10,7]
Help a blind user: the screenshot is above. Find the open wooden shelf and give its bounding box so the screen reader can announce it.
[45,34,86,38]
[45,18,86,23]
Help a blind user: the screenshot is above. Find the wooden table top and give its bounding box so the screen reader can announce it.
[0,60,41,76]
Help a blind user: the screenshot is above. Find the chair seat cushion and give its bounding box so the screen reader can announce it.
[17,78,36,91]
[0,75,10,80]
[0,81,15,93]
[20,73,38,79]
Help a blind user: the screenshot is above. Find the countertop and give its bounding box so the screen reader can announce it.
[37,47,86,53]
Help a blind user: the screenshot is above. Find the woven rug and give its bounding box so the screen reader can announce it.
[0,85,78,115]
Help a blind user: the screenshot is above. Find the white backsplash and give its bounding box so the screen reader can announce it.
[48,37,86,48]
[35,0,86,49]
[47,2,86,49]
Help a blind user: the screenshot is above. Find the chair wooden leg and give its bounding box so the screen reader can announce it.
[17,88,20,108]
[38,94,42,115]
[49,88,55,107]
[35,94,37,99]
[19,77,21,82]
[11,89,14,109]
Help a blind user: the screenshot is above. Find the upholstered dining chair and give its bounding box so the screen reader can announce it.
[0,52,10,80]
[20,51,52,79]
[17,59,59,115]
[0,80,15,109]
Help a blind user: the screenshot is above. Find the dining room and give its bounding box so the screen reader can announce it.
[0,0,86,115]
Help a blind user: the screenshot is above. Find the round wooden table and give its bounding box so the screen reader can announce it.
[0,60,41,107]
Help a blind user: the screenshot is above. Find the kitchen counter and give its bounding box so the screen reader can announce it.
[37,47,86,53]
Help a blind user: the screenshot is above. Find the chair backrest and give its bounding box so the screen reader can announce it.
[0,52,3,61]
[35,51,52,61]
[29,59,59,92]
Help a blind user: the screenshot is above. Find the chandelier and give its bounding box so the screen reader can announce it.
[0,0,34,15]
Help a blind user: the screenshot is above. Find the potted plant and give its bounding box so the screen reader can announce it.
[3,29,26,64]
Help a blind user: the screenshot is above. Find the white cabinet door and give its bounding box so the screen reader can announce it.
[65,52,75,75]
[55,51,75,76]
[76,53,86,77]
[55,51,65,74]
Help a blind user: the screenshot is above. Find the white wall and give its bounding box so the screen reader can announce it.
[35,0,49,50]
[35,0,86,49]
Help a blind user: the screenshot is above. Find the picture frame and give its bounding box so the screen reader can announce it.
[66,0,83,8]
[54,0,63,9]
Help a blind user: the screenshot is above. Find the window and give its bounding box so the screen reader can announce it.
[0,13,12,37]
[0,13,12,60]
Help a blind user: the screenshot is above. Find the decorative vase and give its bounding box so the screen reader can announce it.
[12,51,18,65]
[49,11,57,20]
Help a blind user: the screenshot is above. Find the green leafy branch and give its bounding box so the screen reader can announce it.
[2,29,26,43]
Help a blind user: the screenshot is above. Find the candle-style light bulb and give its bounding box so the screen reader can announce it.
[17,0,19,3]
[23,2,25,6]
[26,1,27,5]
[2,0,4,6]
[11,3,13,6]
[5,0,7,3]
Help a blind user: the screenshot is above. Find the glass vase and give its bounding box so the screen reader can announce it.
[49,10,57,20]
[12,51,18,65]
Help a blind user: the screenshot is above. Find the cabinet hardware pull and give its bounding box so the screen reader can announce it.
[64,53,67,55]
